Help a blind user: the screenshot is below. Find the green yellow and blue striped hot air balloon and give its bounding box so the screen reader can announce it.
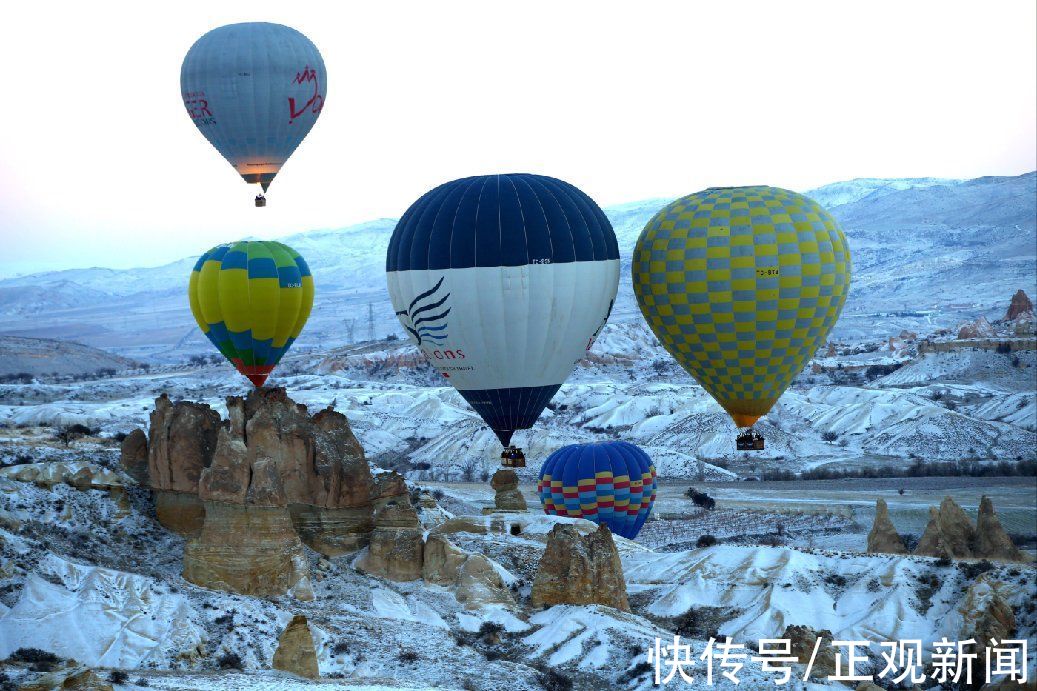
[632,186,851,433]
[537,441,657,539]
[188,240,314,387]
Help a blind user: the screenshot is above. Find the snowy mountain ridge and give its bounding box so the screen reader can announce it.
[0,172,1032,361]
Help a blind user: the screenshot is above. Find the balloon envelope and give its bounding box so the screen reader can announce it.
[181,22,326,192]
[632,186,851,427]
[537,441,656,539]
[386,173,620,446]
[188,240,314,386]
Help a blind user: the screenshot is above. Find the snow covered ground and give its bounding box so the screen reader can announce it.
[0,173,1034,688]
[0,452,1033,689]
[1,323,1033,483]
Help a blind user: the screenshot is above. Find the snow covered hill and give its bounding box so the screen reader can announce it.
[0,336,139,377]
[0,173,1033,361]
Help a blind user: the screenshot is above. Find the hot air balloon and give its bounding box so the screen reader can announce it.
[181,22,326,207]
[386,174,620,467]
[632,186,851,450]
[188,240,314,387]
[537,441,656,539]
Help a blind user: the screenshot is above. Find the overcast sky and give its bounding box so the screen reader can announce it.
[0,0,1034,277]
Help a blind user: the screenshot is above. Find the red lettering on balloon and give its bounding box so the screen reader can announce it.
[288,66,324,124]
[183,98,214,121]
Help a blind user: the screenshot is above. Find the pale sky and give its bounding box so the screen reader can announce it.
[0,0,1034,276]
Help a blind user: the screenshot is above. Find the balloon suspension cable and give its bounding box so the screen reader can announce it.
[735,426,765,451]
[500,445,526,468]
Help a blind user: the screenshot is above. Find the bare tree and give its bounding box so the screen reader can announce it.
[460,458,479,483]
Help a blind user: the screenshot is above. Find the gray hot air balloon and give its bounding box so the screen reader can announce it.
[181,22,326,206]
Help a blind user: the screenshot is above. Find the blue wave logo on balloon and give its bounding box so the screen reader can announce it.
[396,276,450,346]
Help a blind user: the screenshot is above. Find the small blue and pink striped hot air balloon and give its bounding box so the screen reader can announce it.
[536,441,657,539]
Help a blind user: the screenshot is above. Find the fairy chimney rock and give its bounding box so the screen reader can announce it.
[491,468,527,511]
[1005,289,1034,321]
[867,498,907,554]
[975,495,1025,561]
[531,523,629,611]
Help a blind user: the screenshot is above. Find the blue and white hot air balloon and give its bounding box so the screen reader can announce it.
[181,22,326,206]
[386,174,620,467]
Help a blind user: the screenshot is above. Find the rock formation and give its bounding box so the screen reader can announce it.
[372,471,408,510]
[782,625,837,679]
[0,462,121,491]
[182,387,381,598]
[866,498,907,554]
[184,420,314,602]
[422,534,469,585]
[530,523,629,611]
[491,469,527,511]
[962,584,1017,687]
[225,390,378,555]
[147,394,220,535]
[975,495,1025,561]
[415,491,452,529]
[183,499,313,600]
[0,461,130,519]
[913,495,1025,561]
[914,496,977,559]
[20,668,116,691]
[119,428,149,484]
[455,554,515,609]
[148,394,221,494]
[60,668,115,690]
[1005,289,1034,322]
[957,316,996,340]
[356,501,425,582]
[272,614,320,679]
[419,534,514,607]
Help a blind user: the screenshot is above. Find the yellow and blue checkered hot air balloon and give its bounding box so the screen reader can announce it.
[188,240,314,387]
[632,186,851,442]
[537,441,656,539]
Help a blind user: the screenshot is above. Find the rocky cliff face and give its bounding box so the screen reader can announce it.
[356,501,424,582]
[147,395,221,535]
[959,578,1019,687]
[182,501,314,600]
[530,523,629,611]
[182,388,386,597]
[140,388,403,598]
[119,428,149,485]
[148,394,221,495]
